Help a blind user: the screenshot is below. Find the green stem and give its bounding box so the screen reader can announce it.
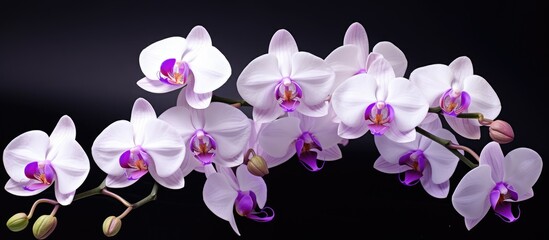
[73,180,106,201]
[456,112,483,119]
[416,127,478,169]
[428,107,441,113]
[132,183,158,209]
[212,95,251,107]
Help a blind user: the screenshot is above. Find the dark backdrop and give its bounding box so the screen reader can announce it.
[1,1,547,239]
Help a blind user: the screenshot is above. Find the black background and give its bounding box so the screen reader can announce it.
[1,0,547,239]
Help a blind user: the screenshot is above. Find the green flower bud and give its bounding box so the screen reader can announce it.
[247,155,269,177]
[6,212,29,232]
[32,215,57,240]
[102,216,122,237]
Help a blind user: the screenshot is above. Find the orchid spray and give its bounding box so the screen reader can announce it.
[3,23,542,239]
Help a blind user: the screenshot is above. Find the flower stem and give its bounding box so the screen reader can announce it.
[448,143,480,162]
[101,189,132,208]
[132,183,158,209]
[415,127,478,169]
[27,199,59,219]
[212,95,251,107]
[73,180,106,201]
[428,107,441,113]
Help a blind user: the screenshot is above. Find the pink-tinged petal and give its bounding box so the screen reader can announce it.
[183,25,212,58]
[465,217,483,231]
[463,75,501,121]
[158,106,198,139]
[375,134,418,164]
[372,41,407,77]
[148,160,185,190]
[237,54,283,108]
[419,113,442,132]
[324,45,362,90]
[228,215,241,236]
[130,98,157,145]
[179,150,202,175]
[337,121,369,139]
[449,56,473,82]
[216,166,239,190]
[343,22,369,65]
[51,140,90,194]
[259,117,300,158]
[479,141,505,182]
[452,165,494,220]
[519,188,534,201]
[373,156,406,174]
[252,105,285,124]
[141,119,186,177]
[301,113,341,150]
[366,57,395,82]
[5,179,49,196]
[54,183,74,206]
[184,80,212,109]
[316,145,342,161]
[91,120,135,176]
[290,52,335,106]
[48,115,76,157]
[3,130,49,181]
[382,124,416,143]
[105,174,138,188]
[188,46,231,94]
[296,101,328,117]
[269,29,298,76]
[422,129,460,184]
[409,64,453,107]
[139,36,187,80]
[203,172,239,221]
[503,147,542,195]
[444,116,480,139]
[420,165,450,198]
[331,74,377,127]
[386,77,428,132]
[136,77,183,93]
[261,148,295,169]
[236,165,267,208]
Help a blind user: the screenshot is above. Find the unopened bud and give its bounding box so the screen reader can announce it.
[489,120,514,144]
[32,215,57,240]
[6,212,29,232]
[102,216,122,237]
[247,155,269,177]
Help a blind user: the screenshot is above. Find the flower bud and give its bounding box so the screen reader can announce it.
[247,155,269,177]
[489,120,514,144]
[6,212,29,232]
[102,216,122,237]
[32,215,57,240]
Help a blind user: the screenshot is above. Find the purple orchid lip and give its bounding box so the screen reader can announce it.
[275,77,303,112]
[190,130,217,165]
[235,190,274,222]
[158,58,190,85]
[24,160,55,191]
[295,132,324,172]
[439,88,471,116]
[365,101,394,135]
[490,182,520,223]
[398,150,426,186]
[119,146,150,181]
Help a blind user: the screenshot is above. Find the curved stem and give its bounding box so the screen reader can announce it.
[49,204,60,216]
[102,189,132,208]
[132,183,158,209]
[212,95,251,107]
[117,206,133,220]
[27,199,59,219]
[456,112,493,126]
[416,127,478,169]
[73,180,106,201]
[448,144,480,162]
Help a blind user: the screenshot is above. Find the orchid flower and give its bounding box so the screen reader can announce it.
[91,98,187,189]
[137,25,231,109]
[452,141,542,230]
[203,165,274,236]
[325,22,407,92]
[374,116,460,198]
[409,56,501,139]
[331,56,428,143]
[259,111,343,171]
[236,29,335,123]
[158,97,251,174]
[3,115,90,205]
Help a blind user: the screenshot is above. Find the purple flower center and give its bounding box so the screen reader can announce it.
[439,88,471,116]
[235,190,275,222]
[490,182,520,223]
[365,101,394,135]
[24,160,55,191]
[158,58,191,85]
[119,146,150,180]
[190,130,217,165]
[398,150,426,186]
[274,77,303,112]
[295,132,324,172]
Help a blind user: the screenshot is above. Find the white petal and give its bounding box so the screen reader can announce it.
[305,113,342,149]
[54,184,74,206]
[5,179,49,196]
[3,130,49,181]
[449,56,473,82]
[252,105,285,124]
[91,120,135,176]
[372,41,407,77]
[269,29,298,76]
[331,74,377,127]
[324,45,362,90]
[141,119,186,177]
[386,77,429,132]
[423,129,460,184]
[139,36,187,80]
[409,64,453,107]
[317,145,342,161]
[374,134,418,164]
[261,149,295,169]
[130,98,157,145]
[478,141,505,182]
[452,165,493,220]
[49,115,76,154]
[420,165,449,198]
[382,123,416,143]
[366,56,395,83]
[217,166,239,190]
[444,116,480,139]
[189,46,231,94]
[106,174,138,188]
[183,25,212,57]
[290,52,334,106]
[236,165,267,208]
[204,103,251,166]
[158,106,198,139]
[185,80,212,109]
[343,22,369,65]
[136,77,183,93]
[51,140,90,194]
[148,161,185,190]
[180,151,202,176]
[297,101,329,117]
[337,121,369,140]
[203,172,238,222]
[503,147,542,195]
[465,217,483,231]
[419,113,442,132]
[259,117,301,158]
[236,54,282,108]
[463,75,501,121]
[373,156,405,174]
[229,215,241,236]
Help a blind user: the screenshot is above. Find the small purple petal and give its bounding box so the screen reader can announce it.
[490,189,500,209]
[119,149,132,168]
[126,169,148,180]
[24,182,50,191]
[398,152,414,166]
[43,163,55,184]
[24,162,39,179]
[196,153,215,165]
[298,151,324,172]
[160,58,176,77]
[235,191,255,217]
[368,124,389,135]
[399,170,422,186]
[247,207,275,222]
[295,138,304,156]
[494,202,520,223]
